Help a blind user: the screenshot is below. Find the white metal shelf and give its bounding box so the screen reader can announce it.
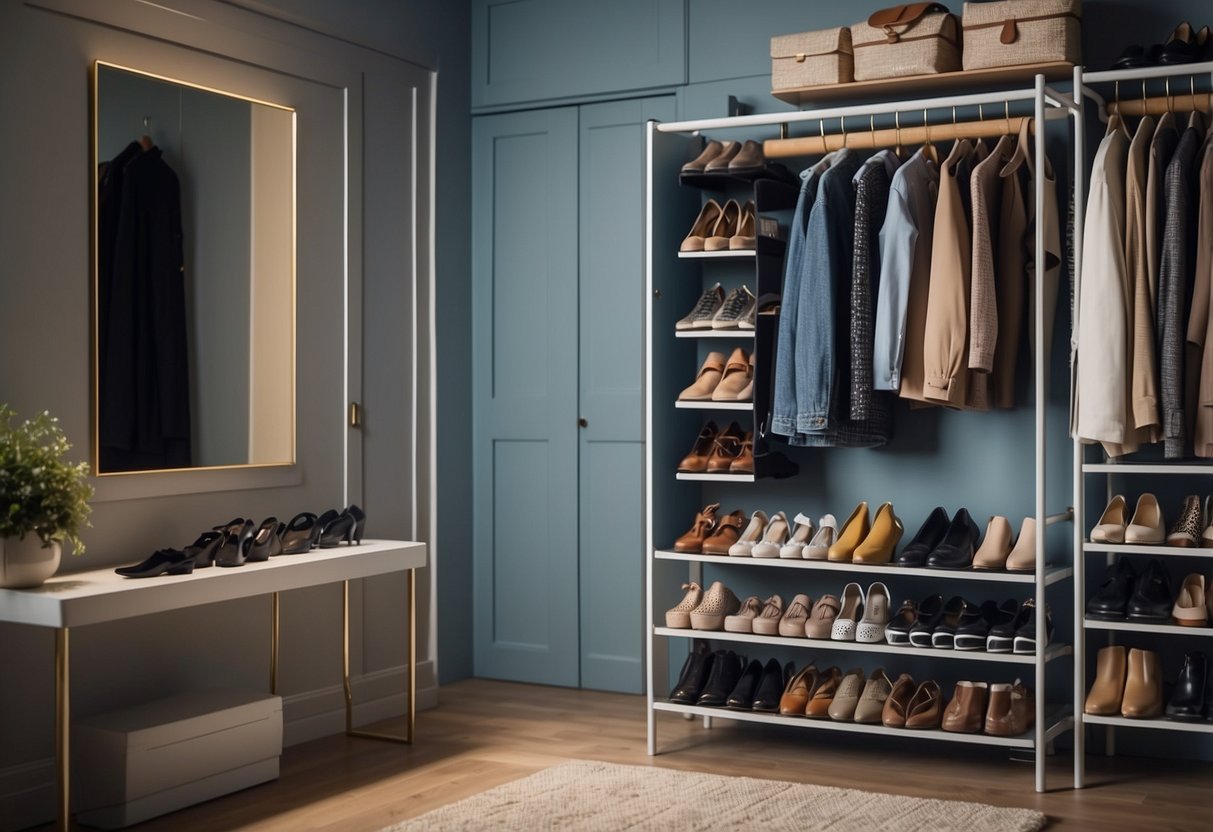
[653,627,1071,664]
[674,329,754,339]
[652,701,1073,748]
[1082,60,1213,85]
[1082,714,1213,734]
[674,400,752,411]
[675,472,755,482]
[1081,462,1213,475]
[654,550,1073,585]
[677,249,756,259]
[1083,619,1212,637]
[1083,542,1213,559]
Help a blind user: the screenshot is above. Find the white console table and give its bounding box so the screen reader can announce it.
[0,539,427,831]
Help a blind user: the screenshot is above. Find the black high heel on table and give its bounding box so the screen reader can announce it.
[247,517,283,562]
[115,548,196,578]
[215,518,255,567]
[280,512,321,554]
[185,531,223,568]
[317,504,367,548]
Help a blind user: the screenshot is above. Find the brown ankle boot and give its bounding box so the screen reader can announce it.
[1122,648,1164,718]
[1084,645,1127,715]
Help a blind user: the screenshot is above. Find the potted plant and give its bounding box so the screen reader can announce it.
[0,405,93,588]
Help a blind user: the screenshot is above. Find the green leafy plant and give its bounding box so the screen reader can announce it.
[0,405,93,553]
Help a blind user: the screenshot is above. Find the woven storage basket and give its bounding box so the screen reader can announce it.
[961,0,1081,69]
[850,4,962,81]
[771,27,854,90]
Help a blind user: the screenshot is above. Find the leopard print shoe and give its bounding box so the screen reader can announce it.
[1167,495,1203,548]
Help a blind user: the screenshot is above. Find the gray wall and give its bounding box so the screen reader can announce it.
[0,0,465,827]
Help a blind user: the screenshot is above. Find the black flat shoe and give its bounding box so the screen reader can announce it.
[896,506,950,568]
[280,512,321,554]
[930,596,970,649]
[726,659,764,710]
[908,595,947,648]
[1127,558,1174,622]
[184,531,223,569]
[696,650,743,707]
[215,518,255,567]
[925,508,980,569]
[669,640,713,704]
[1086,558,1137,620]
[1166,651,1209,720]
[115,548,195,578]
[884,598,920,646]
[247,517,283,562]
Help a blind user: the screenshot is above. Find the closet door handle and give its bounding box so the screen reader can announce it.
[578,417,589,428]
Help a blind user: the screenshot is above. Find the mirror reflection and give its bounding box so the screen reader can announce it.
[93,63,295,474]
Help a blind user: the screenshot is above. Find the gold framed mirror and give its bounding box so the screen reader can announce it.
[91,61,296,475]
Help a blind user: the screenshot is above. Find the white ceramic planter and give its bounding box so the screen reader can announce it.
[0,535,62,588]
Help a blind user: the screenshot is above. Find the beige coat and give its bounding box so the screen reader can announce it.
[1125,115,1161,445]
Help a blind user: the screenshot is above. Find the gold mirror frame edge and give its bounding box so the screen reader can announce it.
[89,59,299,478]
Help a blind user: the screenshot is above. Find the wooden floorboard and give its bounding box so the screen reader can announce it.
[48,679,1213,831]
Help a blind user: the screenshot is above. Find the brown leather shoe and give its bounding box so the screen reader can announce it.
[985,679,1034,736]
[881,673,916,728]
[681,139,724,174]
[904,680,943,729]
[705,422,746,472]
[729,432,754,474]
[673,503,719,553]
[679,352,726,401]
[942,681,988,733]
[806,666,841,718]
[1085,645,1127,715]
[1122,648,1164,718]
[712,348,752,401]
[677,422,719,473]
[727,139,766,175]
[705,199,741,252]
[703,140,740,173]
[702,509,745,554]
[779,664,818,716]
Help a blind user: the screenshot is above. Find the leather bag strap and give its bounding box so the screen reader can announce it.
[867,2,950,43]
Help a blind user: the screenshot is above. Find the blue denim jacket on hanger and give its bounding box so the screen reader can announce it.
[772,153,836,440]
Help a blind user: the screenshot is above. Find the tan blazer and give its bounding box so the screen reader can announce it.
[1125,115,1161,444]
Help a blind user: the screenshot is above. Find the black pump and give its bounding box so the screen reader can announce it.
[215,518,255,567]
[247,517,283,562]
[184,531,224,568]
[317,505,367,548]
[280,512,321,554]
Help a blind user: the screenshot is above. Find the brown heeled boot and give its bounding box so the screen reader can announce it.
[1084,645,1127,716]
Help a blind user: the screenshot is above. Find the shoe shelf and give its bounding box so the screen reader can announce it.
[653,550,1074,585]
[674,473,756,483]
[1081,462,1213,475]
[652,701,1075,749]
[1082,542,1213,559]
[677,250,757,259]
[1081,714,1213,734]
[652,627,1072,665]
[1083,619,1213,637]
[674,329,755,339]
[674,401,753,411]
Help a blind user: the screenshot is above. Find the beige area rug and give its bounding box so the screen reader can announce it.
[382,760,1046,832]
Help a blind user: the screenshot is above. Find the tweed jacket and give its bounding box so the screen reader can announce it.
[850,151,900,420]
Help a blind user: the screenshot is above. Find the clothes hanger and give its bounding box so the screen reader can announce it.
[921,108,939,164]
[894,111,906,158]
[139,116,153,151]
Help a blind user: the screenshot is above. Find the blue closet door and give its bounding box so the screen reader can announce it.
[578,96,674,693]
[472,107,581,686]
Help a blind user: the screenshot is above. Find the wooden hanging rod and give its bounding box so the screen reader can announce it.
[764,116,1036,158]
[1106,92,1213,117]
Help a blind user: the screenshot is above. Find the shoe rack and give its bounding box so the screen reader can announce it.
[1072,60,1213,786]
[645,75,1083,794]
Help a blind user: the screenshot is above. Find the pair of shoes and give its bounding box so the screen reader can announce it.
[677,422,752,474]
[724,594,781,634]
[664,580,741,630]
[679,199,757,252]
[971,515,1038,571]
[674,503,733,553]
[1087,558,1176,623]
[675,284,757,330]
[882,676,944,729]
[826,501,904,564]
[885,596,1050,653]
[1112,22,1213,68]
[1085,646,1165,718]
[1090,493,1177,545]
[831,667,893,723]
[681,139,768,178]
[829,582,891,643]
[942,679,1035,735]
[279,505,368,554]
[777,664,838,718]
[668,645,745,706]
[679,349,753,402]
[727,657,794,711]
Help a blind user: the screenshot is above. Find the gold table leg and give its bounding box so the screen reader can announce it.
[55,627,70,832]
[270,592,280,695]
[342,572,414,743]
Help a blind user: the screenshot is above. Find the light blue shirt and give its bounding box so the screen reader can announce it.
[872,150,939,391]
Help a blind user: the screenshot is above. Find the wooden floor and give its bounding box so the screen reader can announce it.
[61,679,1213,831]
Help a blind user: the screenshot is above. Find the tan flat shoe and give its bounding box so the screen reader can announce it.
[805,594,841,638]
[664,582,703,628]
[973,515,1013,569]
[680,199,723,252]
[751,594,785,636]
[678,352,726,401]
[734,352,756,399]
[778,593,813,638]
[852,501,903,564]
[853,667,893,724]
[1125,494,1165,544]
[828,501,870,562]
[1084,645,1127,716]
[1090,494,1127,543]
[673,503,719,553]
[723,595,763,633]
[712,348,753,401]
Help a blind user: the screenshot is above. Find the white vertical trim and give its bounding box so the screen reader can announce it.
[1032,73,1047,794]
[1070,63,1087,791]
